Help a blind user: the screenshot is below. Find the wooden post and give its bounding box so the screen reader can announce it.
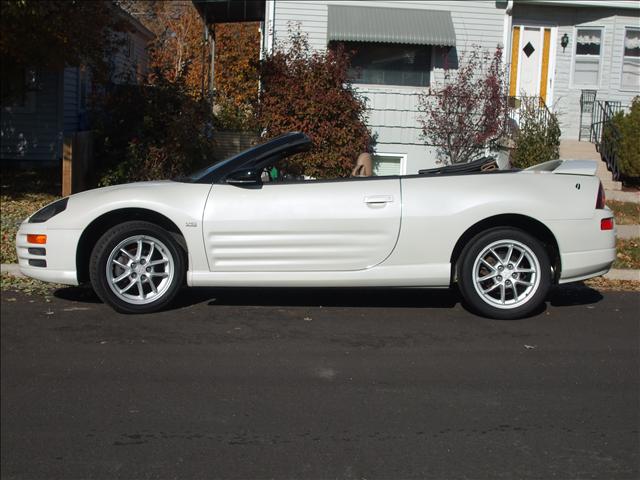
[61,131,93,196]
[62,134,73,197]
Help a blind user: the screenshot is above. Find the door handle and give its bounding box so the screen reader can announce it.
[364,195,393,204]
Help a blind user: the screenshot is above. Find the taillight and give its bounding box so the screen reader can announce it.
[601,218,614,230]
[596,182,606,209]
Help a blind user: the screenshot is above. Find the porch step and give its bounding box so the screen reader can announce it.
[559,140,622,191]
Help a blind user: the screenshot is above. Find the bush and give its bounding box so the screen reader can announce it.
[93,77,216,185]
[257,27,371,178]
[510,97,561,169]
[611,97,640,179]
[418,46,507,165]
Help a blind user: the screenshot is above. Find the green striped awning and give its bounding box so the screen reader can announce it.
[327,5,456,47]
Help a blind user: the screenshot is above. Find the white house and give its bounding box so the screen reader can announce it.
[508,1,640,139]
[258,0,639,174]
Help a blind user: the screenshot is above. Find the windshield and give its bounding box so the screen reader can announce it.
[175,132,312,184]
[176,151,246,183]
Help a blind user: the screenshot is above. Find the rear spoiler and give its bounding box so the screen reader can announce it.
[525,159,597,176]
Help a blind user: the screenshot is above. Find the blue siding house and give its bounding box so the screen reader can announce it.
[0,7,154,167]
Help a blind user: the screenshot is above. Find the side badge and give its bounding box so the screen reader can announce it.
[186,221,197,227]
[575,183,581,190]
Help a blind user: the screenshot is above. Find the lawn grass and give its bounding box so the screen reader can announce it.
[1,168,61,264]
[614,237,640,270]
[606,200,640,225]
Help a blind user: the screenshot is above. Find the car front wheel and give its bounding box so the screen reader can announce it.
[89,221,185,314]
[458,228,551,319]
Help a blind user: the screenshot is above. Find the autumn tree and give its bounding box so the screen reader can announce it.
[418,46,507,164]
[213,22,261,130]
[121,0,211,99]
[258,28,371,178]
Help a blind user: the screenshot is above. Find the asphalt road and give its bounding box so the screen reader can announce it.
[1,285,639,480]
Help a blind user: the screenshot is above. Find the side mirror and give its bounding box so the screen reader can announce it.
[226,169,262,187]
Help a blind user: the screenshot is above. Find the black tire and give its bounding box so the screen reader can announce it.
[457,227,551,320]
[89,221,186,314]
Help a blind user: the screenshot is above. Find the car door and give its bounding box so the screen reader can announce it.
[201,177,401,272]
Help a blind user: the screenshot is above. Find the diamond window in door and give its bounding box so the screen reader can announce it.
[523,42,535,58]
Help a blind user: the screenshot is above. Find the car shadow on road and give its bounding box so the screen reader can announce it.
[547,283,603,307]
[197,287,460,309]
[54,282,604,313]
[53,285,460,310]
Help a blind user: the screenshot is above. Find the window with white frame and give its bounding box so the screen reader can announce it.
[373,154,405,176]
[622,27,640,90]
[573,27,603,87]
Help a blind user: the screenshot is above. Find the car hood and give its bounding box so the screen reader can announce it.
[68,180,176,201]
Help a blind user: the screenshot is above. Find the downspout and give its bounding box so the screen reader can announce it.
[201,21,207,101]
[210,28,215,96]
[266,0,276,54]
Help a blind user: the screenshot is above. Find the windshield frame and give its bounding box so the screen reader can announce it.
[176,132,312,184]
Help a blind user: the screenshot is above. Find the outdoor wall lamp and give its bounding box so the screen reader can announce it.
[561,33,569,52]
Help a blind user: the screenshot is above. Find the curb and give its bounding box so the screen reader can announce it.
[1,264,24,278]
[616,225,640,240]
[606,189,640,204]
[1,264,639,283]
[604,269,640,282]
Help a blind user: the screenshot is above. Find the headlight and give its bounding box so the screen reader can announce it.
[28,198,69,223]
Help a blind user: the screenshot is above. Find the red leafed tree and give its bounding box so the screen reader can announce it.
[258,28,371,178]
[418,46,507,164]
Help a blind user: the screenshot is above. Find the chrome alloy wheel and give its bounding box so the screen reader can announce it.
[471,239,541,310]
[105,235,175,305]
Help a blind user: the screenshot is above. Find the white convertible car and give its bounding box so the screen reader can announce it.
[16,132,616,319]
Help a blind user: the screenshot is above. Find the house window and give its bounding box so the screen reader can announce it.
[573,27,603,87]
[622,27,640,90]
[341,42,431,87]
[373,154,405,176]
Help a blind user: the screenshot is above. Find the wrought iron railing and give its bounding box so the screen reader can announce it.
[590,100,626,181]
[505,95,555,140]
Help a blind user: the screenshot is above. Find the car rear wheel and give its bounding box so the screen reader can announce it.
[458,228,551,319]
[90,221,185,314]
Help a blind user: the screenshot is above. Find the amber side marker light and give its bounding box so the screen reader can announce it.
[601,218,614,231]
[26,234,47,244]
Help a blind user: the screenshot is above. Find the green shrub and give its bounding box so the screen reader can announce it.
[93,77,216,186]
[510,97,561,169]
[611,97,640,179]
